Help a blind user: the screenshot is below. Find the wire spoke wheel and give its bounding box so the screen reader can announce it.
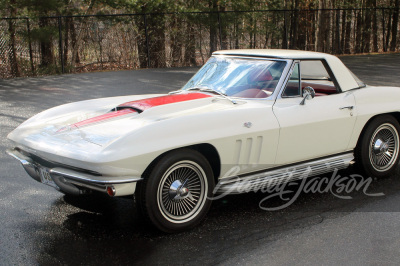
[137,149,214,232]
[369,123,399,172]
[157,160,207,223]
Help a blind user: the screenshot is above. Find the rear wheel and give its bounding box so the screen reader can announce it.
[136,149,214,233]
[356,115,400,178]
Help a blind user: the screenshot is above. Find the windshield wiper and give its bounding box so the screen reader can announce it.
[168,90,181,94]
[186,86,237,104]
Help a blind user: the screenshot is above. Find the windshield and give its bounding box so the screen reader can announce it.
[182,57,287,98]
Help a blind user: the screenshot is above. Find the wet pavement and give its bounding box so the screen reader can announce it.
[1,53,400,265]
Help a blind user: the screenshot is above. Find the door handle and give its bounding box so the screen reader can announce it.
[339,106,354,110]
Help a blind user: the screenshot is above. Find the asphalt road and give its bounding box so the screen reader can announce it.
[1,53,400,265]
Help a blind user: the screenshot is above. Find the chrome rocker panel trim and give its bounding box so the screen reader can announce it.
[216,152,354,194]
[6,148,142,196]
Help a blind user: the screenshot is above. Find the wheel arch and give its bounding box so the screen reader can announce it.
[354,111,400,177]
[355,112,400,150]
[142,143,221,183]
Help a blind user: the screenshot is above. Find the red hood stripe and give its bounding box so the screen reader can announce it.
[117,92,211,111]
[73,108,136,128]
[61,92,211,130]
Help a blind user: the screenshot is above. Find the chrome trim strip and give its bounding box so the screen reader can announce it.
[6,148,41,182]
[50,167,143,184]
[277,59,299,99]
[216,152,354,194]
[53,175,107,193]
[6,148,31,165]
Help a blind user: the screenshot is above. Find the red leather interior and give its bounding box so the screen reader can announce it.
[302,82,337,95]
[232,88,270,98]
[247,69,273,83]
[229,81,336,99]
[283,81,337,97]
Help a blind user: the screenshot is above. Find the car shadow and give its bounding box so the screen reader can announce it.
[35,167,400,265]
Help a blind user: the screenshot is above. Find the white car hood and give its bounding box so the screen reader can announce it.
[8,92,238,161]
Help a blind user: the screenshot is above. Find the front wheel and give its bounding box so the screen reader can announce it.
[356,115,400,178]
[136,149,215,233]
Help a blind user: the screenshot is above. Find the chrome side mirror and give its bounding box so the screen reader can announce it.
[300,86,315,105]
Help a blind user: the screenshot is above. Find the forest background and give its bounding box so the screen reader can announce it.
[1,0,399,78]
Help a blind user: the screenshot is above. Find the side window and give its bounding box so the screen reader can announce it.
[282,60,339,98]
[300,60,339,95]
[282,63,300,97]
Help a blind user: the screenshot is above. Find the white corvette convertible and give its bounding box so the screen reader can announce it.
[7,49,400,232]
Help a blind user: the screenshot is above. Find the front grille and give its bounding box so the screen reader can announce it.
[16,148,102,176]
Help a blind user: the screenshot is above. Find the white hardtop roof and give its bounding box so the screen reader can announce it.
[212,49,360,92]
[213,49,336,60]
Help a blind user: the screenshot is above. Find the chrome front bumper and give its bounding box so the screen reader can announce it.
[6,148,142,196]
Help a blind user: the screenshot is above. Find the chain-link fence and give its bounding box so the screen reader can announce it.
[1,8,399,79]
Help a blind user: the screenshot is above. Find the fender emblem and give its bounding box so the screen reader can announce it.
[244,122,252,128]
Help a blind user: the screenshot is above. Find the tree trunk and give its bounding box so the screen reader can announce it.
[148,14,166,68]
[335,9,341,54]
[170,15,183,67]
[219,5,228,50]
[385,8,392,52]
[290,0,300,49]
[249,14,254,48]
[137,14,149,69]
[70,1,94,67]
[234,17,240,49]
[7,0,19,77]
[252,17,257,49]
[372,0,379,52]
[209,14,218,53]
[209,0,218,55]
[327,2,332,53]
[316,0,328,52]
[283,10,288,49]
[363,0,374,53]
[265,15,270,49]
[8,19,19,77]
[198,22,205,64]
[344,10,352,54]
[355,10,363,53]
[39,17,54,68]
[26,19,35,75]
[184,20,196,66]
[341,10,346,53]
[63,17,69,65]
[310,10,317,51]
[390,0,400,51]
[297,8,307,50]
